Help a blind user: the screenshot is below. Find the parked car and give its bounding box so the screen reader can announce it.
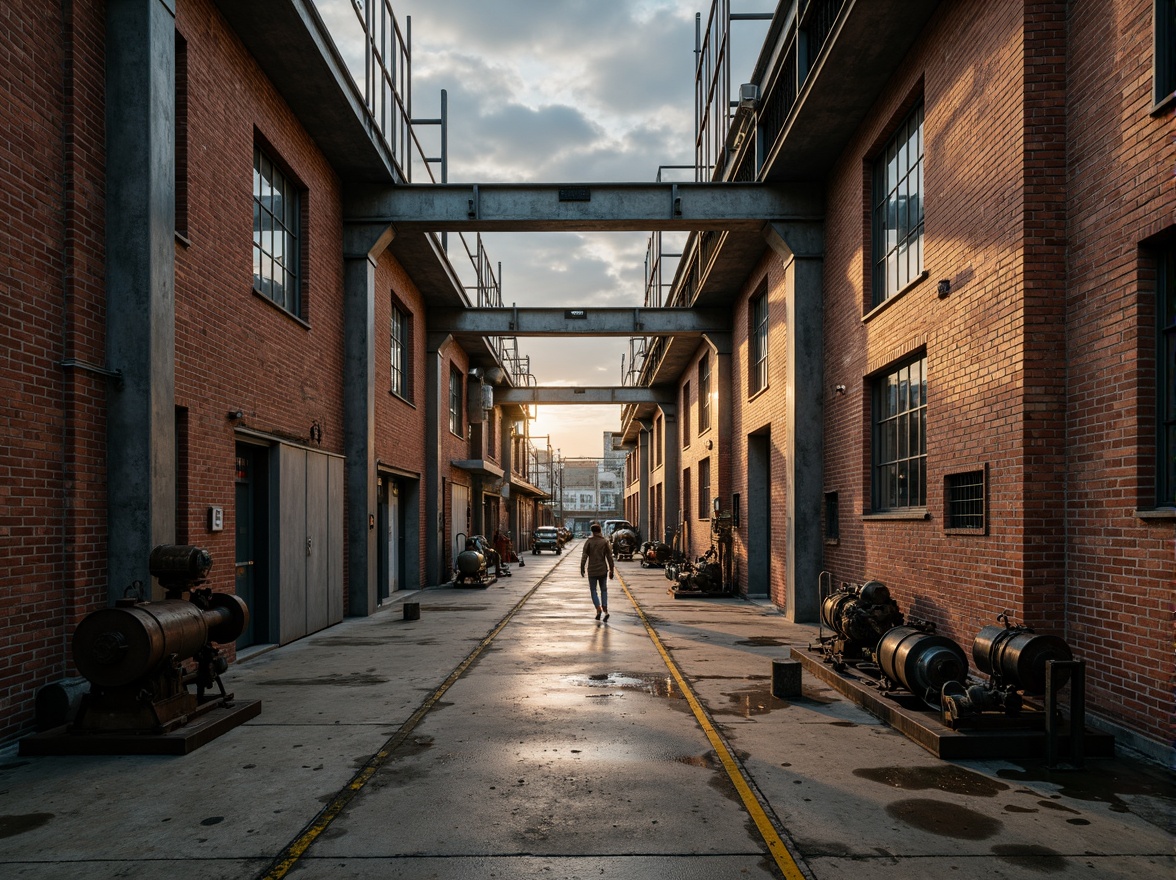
[531,526,562,555]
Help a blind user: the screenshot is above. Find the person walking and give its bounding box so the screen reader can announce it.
[581,522,616,621]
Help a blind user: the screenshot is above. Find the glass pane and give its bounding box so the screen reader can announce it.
[919,408,927,455]
[897,460,909,508]
[898,413,909,459]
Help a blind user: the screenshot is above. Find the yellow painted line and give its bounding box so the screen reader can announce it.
[618,573,810,880]
[257,564,563,880]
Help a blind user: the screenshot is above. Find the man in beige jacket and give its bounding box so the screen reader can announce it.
[580,522,616,621]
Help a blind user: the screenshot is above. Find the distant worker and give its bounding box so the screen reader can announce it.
[580,522,615,621]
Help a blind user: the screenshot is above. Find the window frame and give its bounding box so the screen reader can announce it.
[871,103,925,307]
[448,366,463,437]
[1156,0,1176,112]
[1159,245,1176,506]
[389,300,411,401]
[698,457,711,519]
[698,354,712,433]
[871,354,928,513]
[252,143,304,319]
[751,288,769,395]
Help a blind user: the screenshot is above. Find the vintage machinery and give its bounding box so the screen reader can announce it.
[817,579,905,667]
[876,620,969,706]
[69,545,250,736]
[640,540,673,568]
[454,534,498,586]
[941,613,1074,723]
[667,547,728,595]
[611,527,638,561]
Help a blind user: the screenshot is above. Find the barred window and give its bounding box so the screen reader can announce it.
[751,289,769,394]
[390,303,408,398]
[253,145,302,316]
[699,354,712,432]
[873,356,927,511]
[946,470,986,531]
[1160,245,1176,505]
[872,103,924,305]
[449,367,462,436]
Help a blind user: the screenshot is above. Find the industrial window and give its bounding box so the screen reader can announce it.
[699,354,712,433]
[682,467,692,524]
[448,367,462,436]
[751,289,768,394]
[253,145,302,317]
[945,469,986,531]
[1157,0,1176,109]
[698,457,711,518]
[1160,246,1176,505]
[872,103,924,305]
[824,491,839,541]
[682,381,691,447]
[389,301,410,399]
[872,355,927,511]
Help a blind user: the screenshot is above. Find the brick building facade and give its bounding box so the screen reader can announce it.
[622,0,1174,758]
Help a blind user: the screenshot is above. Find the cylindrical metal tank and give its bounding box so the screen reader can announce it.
[972,625,1073,695]
[72,594,248,688]
[877,625,968,701]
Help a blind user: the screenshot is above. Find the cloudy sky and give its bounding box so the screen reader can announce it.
[315,0,768,457]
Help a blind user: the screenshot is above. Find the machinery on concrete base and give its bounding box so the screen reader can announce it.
[69,545,250,735]
[453,534,500,587]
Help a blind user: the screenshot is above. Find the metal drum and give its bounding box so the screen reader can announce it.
[877,625,968,702]
[72,593,248,688]
[972,625,1073,695]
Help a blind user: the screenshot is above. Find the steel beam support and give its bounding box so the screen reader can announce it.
[105,0,177,602]
[342,222,395,616]
[346,182,823,233]
[764,222,824,623]
[495,386,677,406]
[428,307,731,337]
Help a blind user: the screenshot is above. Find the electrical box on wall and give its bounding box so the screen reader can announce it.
[208,506,224,532]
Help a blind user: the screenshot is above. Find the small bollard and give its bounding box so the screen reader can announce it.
[403,602,420,621]
[771,658,802,699]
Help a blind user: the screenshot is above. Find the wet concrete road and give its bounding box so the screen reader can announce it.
[0,543,1172,879]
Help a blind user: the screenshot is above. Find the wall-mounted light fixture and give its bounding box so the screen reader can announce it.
[309,420,323,444]
[226,409,244,421]
[834,384,846,396]
[937,278,951,298]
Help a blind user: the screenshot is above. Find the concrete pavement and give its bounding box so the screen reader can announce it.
[0,541,1171,879]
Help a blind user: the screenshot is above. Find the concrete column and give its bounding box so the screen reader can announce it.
[425,333,453,585]
[659,405,679,543]
[105,0,177,601]
[765,222,824,623]
[341,223,394,616]
[705,332,733,517]
[636,420,652,541]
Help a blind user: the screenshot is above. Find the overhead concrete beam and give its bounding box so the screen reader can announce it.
[428,307,731,337]
[496,386,676,406]
[346,182,823,232]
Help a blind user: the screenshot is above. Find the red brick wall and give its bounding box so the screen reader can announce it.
[173,0,346,610]
[375,256,427,587]
[0,1,108,743]
[1063,0,1175,744]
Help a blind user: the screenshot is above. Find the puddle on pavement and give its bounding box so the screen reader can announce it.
[991,843,1070,873]
[854,765,1010,797]
[676,754,718,769]
[256,673,388,687]
[715,683,788,717]
[886,798,1002,840]
[0,813,53,838]
[734,636,789,647]
[996,760,1176,831]
[566,672,682,699]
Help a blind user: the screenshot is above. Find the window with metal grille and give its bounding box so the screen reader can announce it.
[872,355,927,511]
[1156,0,1176,109]
[253,145,302,316]
[390,302,409,398]
[1160,245,1176,505]
[698,457,711,518]
[946,470,986,531]
[699,354,712,432]
[751,289,768,394]
[448,367,462,436]
[872,103,924,305]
